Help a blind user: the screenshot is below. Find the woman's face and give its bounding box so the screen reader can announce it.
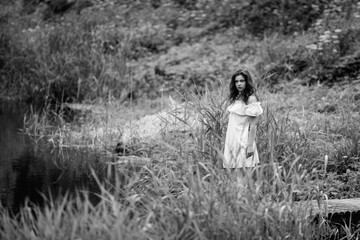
[235,74,246,92]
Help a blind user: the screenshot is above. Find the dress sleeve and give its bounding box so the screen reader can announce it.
[245,102,263,117]
[227,103,245,115]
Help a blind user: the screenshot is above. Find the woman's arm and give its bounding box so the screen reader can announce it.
[248,95,258,104]
[247,95,259,155]
[247,117,257,154]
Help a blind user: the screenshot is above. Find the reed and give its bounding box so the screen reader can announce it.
[1,159,322,240]
[4,84,360,239]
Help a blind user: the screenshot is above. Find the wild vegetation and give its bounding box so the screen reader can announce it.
[1,0,360,239]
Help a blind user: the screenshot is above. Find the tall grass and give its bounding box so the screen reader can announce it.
[1,1,359,238]
[4,83,360,239]
[0,4,130,106]
[0,162,320,240]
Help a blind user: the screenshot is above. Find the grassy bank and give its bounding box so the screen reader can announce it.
[22,82,360,200]
[0,164,319,240]
[8,82,359,239]
[1,0,360,239]
[1,1,360,105]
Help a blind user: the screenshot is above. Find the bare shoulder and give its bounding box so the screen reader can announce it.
[248,95,258,104]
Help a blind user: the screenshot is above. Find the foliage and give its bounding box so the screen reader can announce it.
[1,0,360,238]
[0,8,130,107]
[0,162,321,239]
[157,0,340,35]
[259,15,360,89]
[2,0,360,105]
[23,83,360,198]
[12,80,360,239]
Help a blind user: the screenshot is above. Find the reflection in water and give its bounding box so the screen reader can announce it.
[0,103,107,214]
[0,103,26,212]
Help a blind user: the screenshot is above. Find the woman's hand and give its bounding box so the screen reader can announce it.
[246,146,254,158]
[246,152,254,158]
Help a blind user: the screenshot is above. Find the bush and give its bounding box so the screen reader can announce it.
[0,16,127,107]
[258,26,360,89]
[165,0,326,36]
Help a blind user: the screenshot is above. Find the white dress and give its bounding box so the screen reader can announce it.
[223,100,263,168]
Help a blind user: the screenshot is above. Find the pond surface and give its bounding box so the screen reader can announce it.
[0,103,110,214]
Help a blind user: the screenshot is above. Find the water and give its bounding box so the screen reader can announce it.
[0,102,108,214]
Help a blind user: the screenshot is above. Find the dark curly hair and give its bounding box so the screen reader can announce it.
[228,68,257,105]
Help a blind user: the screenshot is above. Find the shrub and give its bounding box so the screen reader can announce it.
[258,28,360,89]
[0,8,130,107]
[164,0,327,36]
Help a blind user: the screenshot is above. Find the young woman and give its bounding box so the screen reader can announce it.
[223,68,263,169]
